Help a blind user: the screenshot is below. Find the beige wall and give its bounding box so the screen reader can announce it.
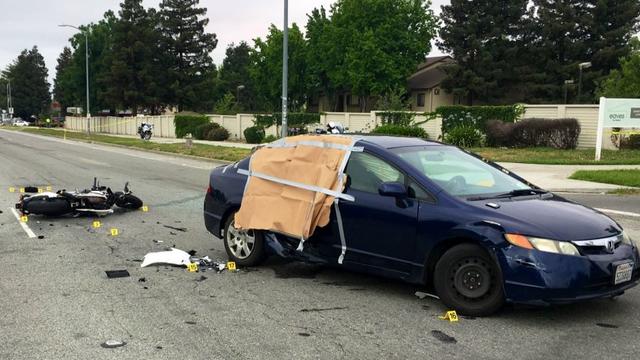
[66,105,607,149]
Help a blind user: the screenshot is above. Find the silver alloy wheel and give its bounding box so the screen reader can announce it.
[226,220,255,259]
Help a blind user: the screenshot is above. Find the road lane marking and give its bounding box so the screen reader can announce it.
[596,208,640,218]
[9,208,36,238]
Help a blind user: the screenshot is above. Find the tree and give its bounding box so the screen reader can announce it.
[438,0,530,105]
[599,38,640,98]
[219,42,255,111]
[53,47,73,113]
[305,7,340,110]
[250,24,308,112]
[101,0,163,114]
[4,47,50,119]
[159,0,218,112]
[581,0,640,102]
[329,0,437,110]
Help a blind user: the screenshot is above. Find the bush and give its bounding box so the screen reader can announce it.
[511,118,580,149]
[378,111,416,127]
[174,114,210,138]
[444,125,484,147]
[205,127,230,141]
[262,134,278,143]
[194,122,220,140]
[434,104,525,135]
[485,120,514,147]
[371,124,428,138]
[244,126,265,144]
[254,112,322,129]
[611,130,640,150]
[624,134,640,149]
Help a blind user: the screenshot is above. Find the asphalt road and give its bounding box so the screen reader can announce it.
[1,129,639,360]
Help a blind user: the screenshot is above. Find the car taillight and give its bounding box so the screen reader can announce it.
[207,185,212,194]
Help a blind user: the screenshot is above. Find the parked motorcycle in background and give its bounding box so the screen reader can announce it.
[315,122,346,134]
[16,178,143,217]
[138,122,154,140]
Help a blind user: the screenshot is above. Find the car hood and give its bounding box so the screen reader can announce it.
[468,195,621,241]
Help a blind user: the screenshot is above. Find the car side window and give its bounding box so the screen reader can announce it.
[345,152,404,194]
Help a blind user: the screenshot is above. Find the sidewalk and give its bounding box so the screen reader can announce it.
[110,133,257,149]
[498,162,640,192]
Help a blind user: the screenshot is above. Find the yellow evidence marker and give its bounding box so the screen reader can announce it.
[141,205,149,212]
[46,186,52,191]
[439,310,459,322]
[92,221,101,228]
[187,263,199,272]
[110,228,119,236]
[226,261,237,271]
[9,187,15,193]
[19,188,25,193]
[20,215,28,223]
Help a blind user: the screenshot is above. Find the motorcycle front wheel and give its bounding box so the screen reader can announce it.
[143,132,152,140]
[115,194,143,209]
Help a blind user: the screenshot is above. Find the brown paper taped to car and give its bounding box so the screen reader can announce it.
[234,135,355,239]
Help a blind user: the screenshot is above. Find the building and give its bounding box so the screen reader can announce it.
[309,55,458,113]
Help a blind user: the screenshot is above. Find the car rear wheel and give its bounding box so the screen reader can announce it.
[223,212,266,266]
[433,243,505,316]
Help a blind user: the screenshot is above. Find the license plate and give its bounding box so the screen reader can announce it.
[614,262,634,285]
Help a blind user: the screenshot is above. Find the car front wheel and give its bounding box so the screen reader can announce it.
[433,243,505,316]
[223,213,266,266]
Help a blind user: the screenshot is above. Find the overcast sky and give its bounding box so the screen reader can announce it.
[0,0,449,84]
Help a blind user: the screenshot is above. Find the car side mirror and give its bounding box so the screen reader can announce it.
[378,182,407,198]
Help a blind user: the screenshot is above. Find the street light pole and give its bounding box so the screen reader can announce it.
[577,62,592,103]
[59,24,90,134]
[281,0,288,138]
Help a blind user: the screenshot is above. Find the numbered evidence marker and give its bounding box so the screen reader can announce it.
[46,186,52,191]
[187,262,198,272]
[110,228,119,236]
[141,205,149,212]
[438,310,459,322]
[20,215,28,223]
[9,187,15,193]
[92,221,101,228]
[37,188,43,193]
[19,187,25,193]
[226,261,237,271]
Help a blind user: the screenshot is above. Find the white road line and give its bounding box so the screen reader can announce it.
[9,208,37,238]
[596,208,640,218]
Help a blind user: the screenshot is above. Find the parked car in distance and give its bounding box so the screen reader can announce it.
[204,135,639,316]
[13,119,29,126]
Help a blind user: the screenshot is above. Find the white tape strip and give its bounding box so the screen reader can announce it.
[237,169,355,202]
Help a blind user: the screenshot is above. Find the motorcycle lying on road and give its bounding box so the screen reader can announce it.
[137,122,154,140]
[16,178,143,217]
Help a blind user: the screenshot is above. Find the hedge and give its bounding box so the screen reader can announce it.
[486,118,581,149]
[371,124,428,138]
[174,114,210,138]
[244,126,265,144]
[432,104,525,135]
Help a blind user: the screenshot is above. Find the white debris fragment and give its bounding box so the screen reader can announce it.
[415,291,440,300]
[141,248,192,268]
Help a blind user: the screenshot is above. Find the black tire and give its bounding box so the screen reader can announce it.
[433,243,505,316]
[223,212,266,266]
[143,132,152,141]
[115,194,143,209]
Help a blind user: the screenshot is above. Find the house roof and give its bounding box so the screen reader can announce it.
[408,55,453,90]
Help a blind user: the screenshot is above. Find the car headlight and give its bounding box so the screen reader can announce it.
[505,233,581,256]
[621,230,637,248]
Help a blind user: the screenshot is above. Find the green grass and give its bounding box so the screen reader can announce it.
[5,127,251,162]
[469,147,640,165]
[570,169,640,187]
[608,188,640,195]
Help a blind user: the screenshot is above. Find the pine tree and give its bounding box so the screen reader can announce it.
[53,47,73,113]
[101,0,162,114]
[438,0,530,105]
[159,0,218,111]
[5,47,50,119]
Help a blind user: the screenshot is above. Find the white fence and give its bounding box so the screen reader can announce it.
[65,105,607,149]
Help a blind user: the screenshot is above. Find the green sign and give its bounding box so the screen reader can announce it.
[602,98,640,128]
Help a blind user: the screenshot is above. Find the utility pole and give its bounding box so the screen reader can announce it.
[281,0,288,138]
[59,24,90,134]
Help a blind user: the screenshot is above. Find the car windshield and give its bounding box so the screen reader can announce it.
[391,146,531,197]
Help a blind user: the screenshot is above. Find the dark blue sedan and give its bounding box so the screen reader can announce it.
[204,136,639,315]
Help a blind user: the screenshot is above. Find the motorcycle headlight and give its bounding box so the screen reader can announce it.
[505,233,581,256]
[621,231,637,248]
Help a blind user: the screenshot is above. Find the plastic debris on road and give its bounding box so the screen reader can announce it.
[100,340,127,349]
[141,248,191,268]
[415,291,439,300]
[105,270,130,279]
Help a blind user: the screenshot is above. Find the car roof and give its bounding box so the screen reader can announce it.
[353,135,444,149]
